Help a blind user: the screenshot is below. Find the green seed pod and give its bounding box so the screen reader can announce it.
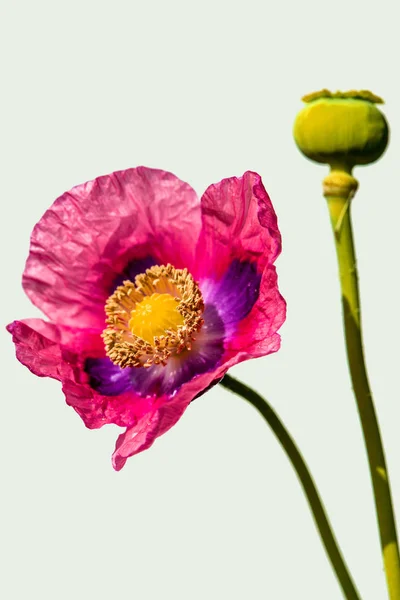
[293,90,389,170]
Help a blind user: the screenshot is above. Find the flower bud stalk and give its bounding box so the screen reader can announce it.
[325,178,400,600]
[294,90,400,599]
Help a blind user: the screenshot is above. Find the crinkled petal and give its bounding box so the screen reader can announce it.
[194,171,281,279]
[193,172,285,363]
[61,378,154,429]
[112,411,162,471]
[6,319,102,380]
[223,264,286,360]
[23,168,201,329]
[7,319,153,429]
[112,366,229,470]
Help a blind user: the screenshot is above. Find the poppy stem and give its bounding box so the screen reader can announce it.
[325,184,400,600]
[220,373,361,600]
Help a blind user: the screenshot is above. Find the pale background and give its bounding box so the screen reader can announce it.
[1,1,399,598]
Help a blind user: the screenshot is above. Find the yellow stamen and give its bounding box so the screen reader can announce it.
[102,264,204,368]
[128,293,184,344]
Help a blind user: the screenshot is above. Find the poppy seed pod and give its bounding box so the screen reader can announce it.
[293,90,389,170]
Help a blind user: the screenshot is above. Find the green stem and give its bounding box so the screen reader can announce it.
[220,373,361,600]
[326,190,400,599]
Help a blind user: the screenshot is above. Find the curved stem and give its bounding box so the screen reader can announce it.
[326,192,400,599]
[220,373,361,600]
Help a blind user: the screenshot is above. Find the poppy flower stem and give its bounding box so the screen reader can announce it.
[220,373,361,600]
[325,177,400,600]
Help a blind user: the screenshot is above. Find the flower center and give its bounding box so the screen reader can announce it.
[102,264,204,368]
[128,293,185,344]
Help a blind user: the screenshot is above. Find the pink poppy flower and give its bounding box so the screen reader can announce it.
[7,168,286,470]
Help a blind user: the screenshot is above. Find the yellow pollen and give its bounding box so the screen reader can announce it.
[102,264,204,369]
[128,293,185,344]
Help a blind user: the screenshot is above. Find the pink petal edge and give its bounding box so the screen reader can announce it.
[23,167,202,329]
[194,171,281,279]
